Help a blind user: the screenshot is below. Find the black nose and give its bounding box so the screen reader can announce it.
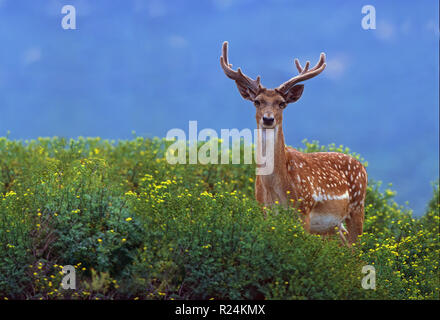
[263,116,275,125]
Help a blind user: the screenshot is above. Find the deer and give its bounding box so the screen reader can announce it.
[220,41,367,245]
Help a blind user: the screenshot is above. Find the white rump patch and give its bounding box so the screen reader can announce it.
[312,191,349,202]
[332,191,349,200]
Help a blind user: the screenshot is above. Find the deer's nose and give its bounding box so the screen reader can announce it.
[263,116,275,126]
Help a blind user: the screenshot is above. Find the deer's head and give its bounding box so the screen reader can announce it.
[220,41,326,129]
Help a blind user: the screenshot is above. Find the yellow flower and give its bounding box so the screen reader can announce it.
[125,217,132,222]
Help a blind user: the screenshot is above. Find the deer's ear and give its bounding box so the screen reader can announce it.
[285,84,304,103]
[235,82,259,101]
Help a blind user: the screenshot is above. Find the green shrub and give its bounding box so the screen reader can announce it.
[0,137,438,300]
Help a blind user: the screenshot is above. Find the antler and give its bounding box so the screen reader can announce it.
[220,41,262,98]
[277,53,326,94]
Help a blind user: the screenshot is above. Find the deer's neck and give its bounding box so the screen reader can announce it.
[256,124,291,204]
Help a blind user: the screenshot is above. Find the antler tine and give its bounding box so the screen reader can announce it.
[308,52,326,72]
[221,40,232,67]
[278,52,326,94]
[220,41,261,95]
[295,59,310,74]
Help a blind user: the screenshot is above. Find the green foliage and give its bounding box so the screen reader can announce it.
[0,136,438,300]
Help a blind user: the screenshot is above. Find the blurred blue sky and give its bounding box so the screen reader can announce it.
[0,0,438,214]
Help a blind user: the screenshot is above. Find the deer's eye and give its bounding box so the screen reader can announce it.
[279,102,287,109]
[254,100,260,107]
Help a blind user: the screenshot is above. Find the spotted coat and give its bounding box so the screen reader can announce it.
[285,148,368,216]
[256,145,368,245]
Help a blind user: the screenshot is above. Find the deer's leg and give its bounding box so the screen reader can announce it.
[338,222,349,246]
[302,213,311,233]
[346,204,364,245]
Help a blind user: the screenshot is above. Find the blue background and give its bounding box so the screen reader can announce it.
[0,0,438,214]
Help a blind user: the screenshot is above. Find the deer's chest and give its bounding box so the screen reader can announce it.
[257,175,289,205]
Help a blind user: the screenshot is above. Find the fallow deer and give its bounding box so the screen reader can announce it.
[220,41,367,245]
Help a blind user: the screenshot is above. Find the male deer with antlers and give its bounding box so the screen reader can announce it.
[220,41,367,245]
